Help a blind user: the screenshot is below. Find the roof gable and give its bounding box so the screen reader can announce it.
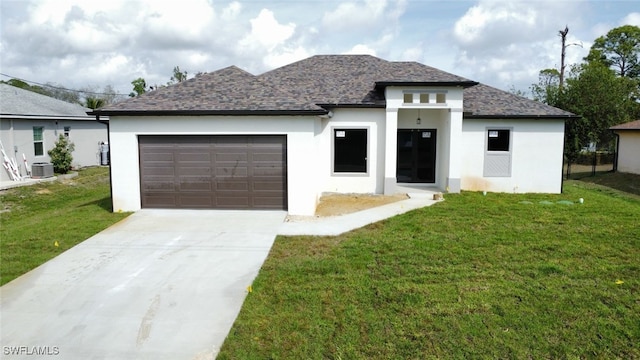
[95,54,574,119]
[610,119,640,130]
[104,66,323,114]
[0,83,92,118]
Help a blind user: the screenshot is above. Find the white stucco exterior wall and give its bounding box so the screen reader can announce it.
[616,131,640,174]
[461,119,565,193]
[319,108,385,194]
[0,118,107,181]
[107,115,321,216]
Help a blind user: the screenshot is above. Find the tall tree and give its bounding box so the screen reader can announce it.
[530,68,562,106]
[169,66,188,84]
[129,78,148,97]
[585,25,640,78]
[563,62,639,150]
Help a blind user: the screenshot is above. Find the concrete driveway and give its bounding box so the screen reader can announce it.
[1,209,286,359]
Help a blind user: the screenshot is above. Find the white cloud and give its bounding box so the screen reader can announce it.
[449,0,594,91]
[322,0,388,31]
[240,9,295,52]
[621,12,640,26]
[0,0,637,96]
[344,44,377,55]
[263,46,311,69]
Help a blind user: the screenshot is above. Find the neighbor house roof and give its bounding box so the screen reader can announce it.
[610,120,640,131]
[94,55,575,119]
[0,83,94,120]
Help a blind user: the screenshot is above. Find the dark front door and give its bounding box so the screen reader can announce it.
[397,129,437,183]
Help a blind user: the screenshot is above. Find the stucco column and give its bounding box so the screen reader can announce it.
[447,108,463,193]
[384,108,398,195]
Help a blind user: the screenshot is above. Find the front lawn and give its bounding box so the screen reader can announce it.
[0,167,130,285]
[219,180,640,359]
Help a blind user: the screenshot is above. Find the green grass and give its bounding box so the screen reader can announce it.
[0,167,129,285]
[219,179,640,359]
[570,171,640,198]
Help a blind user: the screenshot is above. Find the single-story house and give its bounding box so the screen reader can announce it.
[0,84,109,181]
[93,55,575,216]
[610,119,640,175]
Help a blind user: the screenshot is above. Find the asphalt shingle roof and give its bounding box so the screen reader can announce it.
[0,83,92,118]
[96,55,574,119]
[463,83,575,118]
[610,119,640,130]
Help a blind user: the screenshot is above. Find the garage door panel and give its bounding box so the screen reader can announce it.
[142,178,176,191]
[143,194,178,207]
[253,181,286,191]
[216,181,249,191]
[216,167,248,177]
[253,167,284,177]
[178,153,211,162]
[216,197,250,208]
[177,166,211,176]
[139,135,286,209]
[142,153,175,162]
[216,153,248,162]
[179,195,214,207]
[179,181,212,191]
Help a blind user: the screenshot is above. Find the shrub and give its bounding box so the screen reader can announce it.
[47,134,75,174]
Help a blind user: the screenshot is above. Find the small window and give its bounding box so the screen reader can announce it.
[403,93,413,103]
[487,129,510,151]
[64,126,71,138]
[33,126,44,156]
[334,129,367,173]
[419,93,429,103]
[436,93,446,103]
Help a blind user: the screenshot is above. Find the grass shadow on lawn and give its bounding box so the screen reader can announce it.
[77,196,115,212]
[569,171,640,198]
[219,180,640,359]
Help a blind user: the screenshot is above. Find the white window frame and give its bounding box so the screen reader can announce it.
[33,126,45,157]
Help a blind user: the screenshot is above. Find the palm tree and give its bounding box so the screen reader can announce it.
[85,97,106,109]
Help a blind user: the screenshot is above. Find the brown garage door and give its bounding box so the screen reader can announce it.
[139,135,287,209]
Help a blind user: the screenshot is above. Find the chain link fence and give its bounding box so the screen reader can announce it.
[564,151,615,179]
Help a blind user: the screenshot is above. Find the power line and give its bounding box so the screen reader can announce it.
[0,72,129,96]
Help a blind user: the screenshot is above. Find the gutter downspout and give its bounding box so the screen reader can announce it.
[96,114,114,212]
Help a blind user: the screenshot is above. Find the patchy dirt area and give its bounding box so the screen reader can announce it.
[314,193,409,217]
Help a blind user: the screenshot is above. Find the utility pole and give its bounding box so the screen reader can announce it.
[559,26,569,90]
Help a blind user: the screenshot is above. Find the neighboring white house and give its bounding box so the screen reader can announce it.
[610,120,640,175]
[0,84,109,182]
[93,55,575,216]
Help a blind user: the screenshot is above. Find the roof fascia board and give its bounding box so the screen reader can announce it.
[0,114,95,121]
[376,81,479,89]
[464,114,580,120]
[89,109,328,116]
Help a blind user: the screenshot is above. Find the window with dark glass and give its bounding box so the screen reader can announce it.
[487,129,510,151]
[334,129,367,173]
[33,126,44,156]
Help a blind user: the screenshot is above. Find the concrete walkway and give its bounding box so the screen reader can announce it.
[279,192,441,236]
[1,210,286,359]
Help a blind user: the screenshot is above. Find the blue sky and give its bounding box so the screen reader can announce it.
[1,0,638,98]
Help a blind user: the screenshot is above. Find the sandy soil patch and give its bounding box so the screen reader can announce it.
[314,193,409,217]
